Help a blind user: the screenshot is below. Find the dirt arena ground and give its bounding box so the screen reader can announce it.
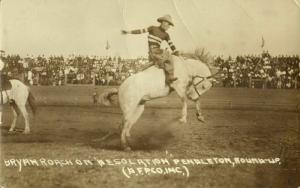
[0,87,299,188]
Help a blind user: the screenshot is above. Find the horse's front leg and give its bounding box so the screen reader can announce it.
[172,83,188,124]
[195,99,205,122]
[179,97,188,123]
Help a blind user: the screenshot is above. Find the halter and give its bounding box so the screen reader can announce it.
[189,69,222,98]
[190,75,207,98]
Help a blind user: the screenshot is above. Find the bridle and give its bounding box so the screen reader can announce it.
[189,70,222,98]
[189,75,208,98]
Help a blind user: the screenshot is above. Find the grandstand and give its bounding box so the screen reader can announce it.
[1,51,299,89]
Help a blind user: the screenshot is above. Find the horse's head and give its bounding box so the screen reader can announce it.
[178,57,217,101]
[186,76,215,101]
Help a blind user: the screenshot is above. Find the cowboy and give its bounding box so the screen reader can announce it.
[0,58,4,72]
[121,14,180,84]
[0,57,13,106]
[1,58,11,85]
[0,58,4,93]
[0,58,3,124]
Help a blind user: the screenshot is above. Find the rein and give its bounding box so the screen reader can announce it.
[192,69,222,81]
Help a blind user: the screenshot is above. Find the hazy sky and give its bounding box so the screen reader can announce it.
[0,0,299,58]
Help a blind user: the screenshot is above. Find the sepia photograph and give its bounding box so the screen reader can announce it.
[0,0,299,187]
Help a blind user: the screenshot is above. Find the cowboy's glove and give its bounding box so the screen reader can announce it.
[172,50,181,56]
[121,30,129,34]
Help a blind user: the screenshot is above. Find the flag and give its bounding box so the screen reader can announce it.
[105,40,110,50]
[261,37,265,48]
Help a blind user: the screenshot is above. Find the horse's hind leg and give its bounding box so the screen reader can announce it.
[9,105,18,132]
[121,105,145,151]
[125,105,144,138]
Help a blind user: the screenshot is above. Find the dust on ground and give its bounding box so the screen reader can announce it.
[0,106,299,188]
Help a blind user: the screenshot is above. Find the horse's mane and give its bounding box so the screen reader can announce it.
[181,48,213,64]
[181,48,218,75]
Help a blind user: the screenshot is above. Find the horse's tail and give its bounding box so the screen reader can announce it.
[28,90,37,115]
[99,88,118,106]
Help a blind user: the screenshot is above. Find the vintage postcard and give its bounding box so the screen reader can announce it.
[0,0,299,187]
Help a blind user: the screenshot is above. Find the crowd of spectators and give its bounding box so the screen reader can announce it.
[214,51,300,89]
[1,53,148,86]
[1,51,299,89]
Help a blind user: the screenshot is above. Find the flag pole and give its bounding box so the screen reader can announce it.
[261,36,265,50]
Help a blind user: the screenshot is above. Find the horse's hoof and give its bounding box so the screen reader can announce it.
[179,118,187,123]
[197,116,205,122]
[23,130,30,134]
[8,130,16,134]
[123,146,132,152]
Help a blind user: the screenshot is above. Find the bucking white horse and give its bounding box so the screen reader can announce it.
[0,79,36,134]
[99,55,217,151]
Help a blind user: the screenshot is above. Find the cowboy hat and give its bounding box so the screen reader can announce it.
[157,15,174,26]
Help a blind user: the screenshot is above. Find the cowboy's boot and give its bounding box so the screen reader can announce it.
[165,71,178,85]
[164,60,177,84]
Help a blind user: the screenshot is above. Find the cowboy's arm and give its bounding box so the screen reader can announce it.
[121,27,151,34]
[166,34,180,55]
